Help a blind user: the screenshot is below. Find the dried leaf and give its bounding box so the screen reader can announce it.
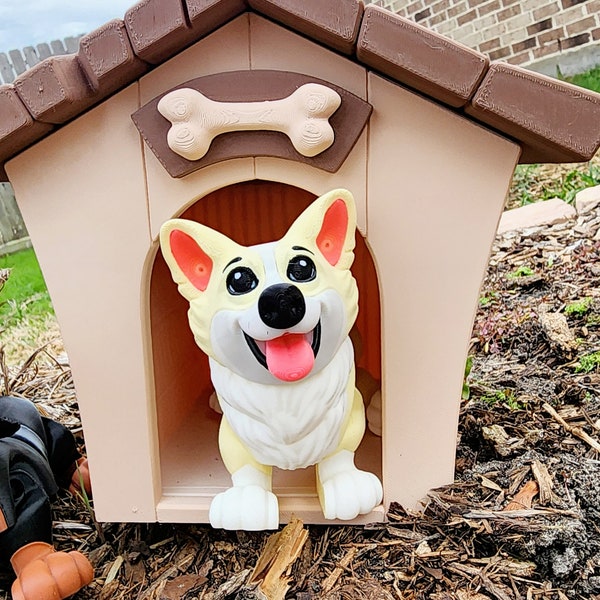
[504,480,539,511]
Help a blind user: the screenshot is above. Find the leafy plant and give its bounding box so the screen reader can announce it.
[564,297,593,317]
[511,164,540,206]
[508,265,535,279]
[481,389,525,410]
[575,351,600,374]
[479,292,497,307]
[509,161,600,208]
[563,65,600,93]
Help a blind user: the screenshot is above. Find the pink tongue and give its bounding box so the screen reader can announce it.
[265,334,314,382]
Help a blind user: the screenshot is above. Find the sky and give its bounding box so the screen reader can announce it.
[0,0,134,53]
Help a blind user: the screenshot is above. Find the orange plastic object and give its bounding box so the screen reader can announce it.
[10,542,94,600]
[68,458,93,498]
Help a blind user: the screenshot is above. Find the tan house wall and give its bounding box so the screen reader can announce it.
[368,0,600,76]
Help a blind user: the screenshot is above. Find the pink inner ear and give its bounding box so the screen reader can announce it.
[316,199,348,266]
[169,229,213,291]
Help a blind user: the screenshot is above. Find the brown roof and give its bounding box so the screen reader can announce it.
[1,0,600,181]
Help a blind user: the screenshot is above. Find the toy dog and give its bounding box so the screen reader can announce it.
[160,188,383,530]
[0,395,93,600]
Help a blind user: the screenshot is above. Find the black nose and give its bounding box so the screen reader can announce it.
[258,284,306,329]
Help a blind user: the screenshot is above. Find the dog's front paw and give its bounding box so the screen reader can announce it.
[318,450,383,520]
[209,486,279,530]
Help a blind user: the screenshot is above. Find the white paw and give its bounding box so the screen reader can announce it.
[209,486,279,530]
[318,450,383,520]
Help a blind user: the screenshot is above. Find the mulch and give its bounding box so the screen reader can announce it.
[0,202,598,600]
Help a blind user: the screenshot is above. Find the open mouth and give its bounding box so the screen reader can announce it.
[244,321,321,382]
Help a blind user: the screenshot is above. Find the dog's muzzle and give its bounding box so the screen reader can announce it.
[244,283,321,382]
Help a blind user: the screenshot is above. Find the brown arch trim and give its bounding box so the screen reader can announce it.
[131,70,372,178]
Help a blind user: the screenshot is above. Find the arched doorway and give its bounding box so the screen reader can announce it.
[149,180,381,519]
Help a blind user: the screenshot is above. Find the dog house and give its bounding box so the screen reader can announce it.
[1,0,599,525]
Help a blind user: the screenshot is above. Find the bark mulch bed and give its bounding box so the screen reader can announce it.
[0,204,599,600]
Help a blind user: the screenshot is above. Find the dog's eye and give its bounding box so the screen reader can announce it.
[287,256,316,283]
[227,267,258,295]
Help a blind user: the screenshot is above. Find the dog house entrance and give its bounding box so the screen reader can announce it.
[149,180,382,523]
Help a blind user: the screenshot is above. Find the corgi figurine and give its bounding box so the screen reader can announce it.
[160,188,383,530]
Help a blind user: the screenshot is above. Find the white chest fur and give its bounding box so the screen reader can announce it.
[210,338,354,470]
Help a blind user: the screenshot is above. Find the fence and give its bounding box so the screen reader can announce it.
[368,0,600,76]
[0,36,82,85]
[0,184,29,254]
[1,38,82,252]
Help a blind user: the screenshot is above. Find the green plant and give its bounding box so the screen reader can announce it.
[509,161,600,208]
[481,389,525,410]
[586,314,600,327]
[543,165,600,204]
[511,164,540,206]
[563,65,600,93]
[479,292,497,307]
[507,265,535,278]
[462,356,473,400]
[564,297,593,317]
[575,351,600,374]
[0,248,54,327]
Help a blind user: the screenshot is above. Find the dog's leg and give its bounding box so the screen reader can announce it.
[316,388,383,520]
[209,416,279,530]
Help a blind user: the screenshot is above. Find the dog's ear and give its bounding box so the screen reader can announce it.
[284,189,356,270]
[160,219,241,300]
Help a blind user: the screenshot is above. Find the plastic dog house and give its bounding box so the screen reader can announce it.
[1,0,599,525]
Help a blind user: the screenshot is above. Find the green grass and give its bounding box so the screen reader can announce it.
[0,248,54,327]
[510,162,600,207]
[507,65,600,208]
[563,65,600,93]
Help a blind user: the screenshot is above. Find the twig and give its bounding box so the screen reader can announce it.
[321,546,357,593]
[463,507,579,519]
[543,402,600,453]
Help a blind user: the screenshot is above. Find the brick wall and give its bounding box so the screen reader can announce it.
[368,0,600,76]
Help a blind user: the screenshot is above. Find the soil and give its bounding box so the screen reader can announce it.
[0,199,599,600]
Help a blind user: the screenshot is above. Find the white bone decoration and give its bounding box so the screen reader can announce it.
[157,83,341,160]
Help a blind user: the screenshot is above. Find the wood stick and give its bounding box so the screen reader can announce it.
[250,517,308,600]
[543,402,600,453]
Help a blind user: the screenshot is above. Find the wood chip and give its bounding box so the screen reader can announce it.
[530,460,554,505]
[249,517,309,600]
[104,555,124,586]
[482,424,525,457]
[538,306,576,352]
[480,475,503,492]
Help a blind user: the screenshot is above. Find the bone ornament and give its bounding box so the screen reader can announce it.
[157,83,341,160]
